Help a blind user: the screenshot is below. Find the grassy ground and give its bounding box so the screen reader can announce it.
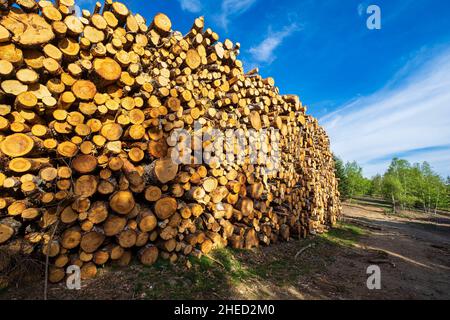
[121,221,365,300]
[0,221,365,300]
[350,197,450,216]
[348,197,392,211]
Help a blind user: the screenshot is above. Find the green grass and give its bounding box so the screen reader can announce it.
[130,249,253,299]
[128,222,365,299]
[131,245,313,299]
[209,249,257,284]
[319,222,365,247]
[349,198,392,209]
[390,211,411,219]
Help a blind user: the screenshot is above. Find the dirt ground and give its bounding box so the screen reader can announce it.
[1,202,449,300]
[338,203,450,299]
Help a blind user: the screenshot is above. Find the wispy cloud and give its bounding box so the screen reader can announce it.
[178,0,202,13]
[215,0,258,29]
[248,23,300,64]
[361,146,450,179]
[320,47,450,178]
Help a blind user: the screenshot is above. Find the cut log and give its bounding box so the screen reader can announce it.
[117,229,137,248]
[16,68,39,84]
[144,186,162,202]
[138,209,157,232]
[64,15,84,36]
[1,9,54,47]
[15,91,38,109]
[148,158,178,184]
[74,175,98,198]
[185,49,201,70]
[93,249,109,265]
[80,231,105,253]
[58,37,80,58]
[72,80,97,101]
[72,154,98,174]
[81,262,97,279]
[93,57,122,85]
[139,245,158,266]
[0,25,10,42]
[0,43,23,66]
[0,218,21,244]
[83,26,105,43]
[8,157,49,173]
[151,13,171,34]
[103,215,126,236]
[61,206,78,224]
[49,267,65,283]
[154,197,177,220]
[111,2,129,20]
[101,122,123,141]
[42,240,60,258]
[0,59,13,77]
[87,201,108,224]
[61,229,82,250]
[42,6,62,22]
[109,190,135,215]
[57,141,78,158]
[16,0,38,12]
[1,79,27,95]
[0,133,34,157]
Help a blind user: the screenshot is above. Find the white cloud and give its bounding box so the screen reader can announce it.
[249,24,300,64]
[363,148,450,178]
[178,0,202,13]
[216,0,257,29]
[320,48,450,178]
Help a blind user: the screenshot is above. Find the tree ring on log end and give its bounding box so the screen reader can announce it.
[0,133,34,157]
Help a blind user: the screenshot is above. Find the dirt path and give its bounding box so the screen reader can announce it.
[1,203,449,300]
[337,204,450,299]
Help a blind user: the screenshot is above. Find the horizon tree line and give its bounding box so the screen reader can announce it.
[333,156,450,213]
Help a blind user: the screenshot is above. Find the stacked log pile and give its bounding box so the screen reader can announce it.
[0,0,341,283]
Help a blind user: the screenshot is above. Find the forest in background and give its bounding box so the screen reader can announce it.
[334,156,450,213]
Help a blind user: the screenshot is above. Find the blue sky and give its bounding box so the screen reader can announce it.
[78,0,450,178]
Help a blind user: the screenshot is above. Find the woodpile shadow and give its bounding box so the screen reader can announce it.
[0,247,45,291]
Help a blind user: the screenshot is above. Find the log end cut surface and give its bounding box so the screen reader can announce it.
[0,133,34,157]
[1,10,54,47]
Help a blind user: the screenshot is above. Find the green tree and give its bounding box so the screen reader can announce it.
[385,158,415,209]
[333,155,349,199]
[336,157,448,212]
[413,162,446,213]
[369,174,383,197]
[380,159,448,213]
[446,177,450,210]
[381,175,403,213]
[344,161,370,198]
